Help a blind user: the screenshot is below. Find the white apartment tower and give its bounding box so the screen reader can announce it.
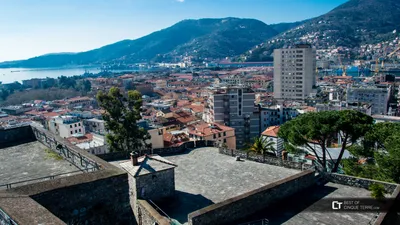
[274,44,316,101]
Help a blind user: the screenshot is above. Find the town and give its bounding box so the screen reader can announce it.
[1,42,400,225]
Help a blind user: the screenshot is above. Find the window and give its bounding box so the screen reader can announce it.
[223,132,226,136]
[218,133,221,138]
[79,129,81,132]
[70,125,72,128]
[70,131,73,134]
[264,112,266,115]
[224,139,227,143]
[75,130,77,133]
[213,134,216,139]
[78,123,81,126]
[231,95,234,98]
[74,124,77,127]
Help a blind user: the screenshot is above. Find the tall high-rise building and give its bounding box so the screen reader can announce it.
[203,86,260,148]
[273,44,316,101]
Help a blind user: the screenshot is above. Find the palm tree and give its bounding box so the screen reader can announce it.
[246,137,276,157]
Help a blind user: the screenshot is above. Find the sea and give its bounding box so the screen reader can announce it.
[0,67,103,84]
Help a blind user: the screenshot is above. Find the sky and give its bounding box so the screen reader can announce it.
[0,0,348,62]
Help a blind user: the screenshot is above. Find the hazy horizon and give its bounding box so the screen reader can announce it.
[0,0,348,62]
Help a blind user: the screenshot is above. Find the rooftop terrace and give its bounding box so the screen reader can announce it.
[0,141,82,189]
[157,147,300,224]
[235,182,376,225]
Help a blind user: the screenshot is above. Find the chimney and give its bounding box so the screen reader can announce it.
[130,151,139,166]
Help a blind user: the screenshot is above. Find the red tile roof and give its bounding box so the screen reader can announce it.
[188,122,234,137]
[67,133,94,144]
[261,126,280,137]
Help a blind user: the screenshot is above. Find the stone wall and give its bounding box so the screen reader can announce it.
[0,208,18,225]
[0,124,137,225]
[137,200,170,225]
[31,173,134,225]
[219,148,312,170]
[329,173,398,194]
[136,168,175,201]
[0,125,36,148]
[188,170,315,225]
[97,140,215,161]
[375,186,400,225]
[130,168,175,223]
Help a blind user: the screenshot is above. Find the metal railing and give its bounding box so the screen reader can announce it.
[237,218,269,225]
[0,208,18,225]
[31,126,100,172]
[0,170,83,190]
[148,199,171,220]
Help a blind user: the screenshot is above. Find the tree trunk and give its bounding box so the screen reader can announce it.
[263,151,265,163]
[321,141,327,171]
[305,142,324,169]
[332,133,349,173]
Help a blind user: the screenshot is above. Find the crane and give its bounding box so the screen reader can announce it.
[375,45,400,76]
[374,58,380,76]
[388,46,400,58]
[338,55,347,76]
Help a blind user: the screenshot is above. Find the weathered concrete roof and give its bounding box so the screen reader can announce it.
[0,141,82,189]
[155,147,300,224]
[235,182,377,225]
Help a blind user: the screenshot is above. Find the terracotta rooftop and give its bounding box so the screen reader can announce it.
[188,122,234,137]
[173,111,197,124]
[67,133,94,144]
[261,126,280,137]
[66,96,92,103]
[186,104,204,113]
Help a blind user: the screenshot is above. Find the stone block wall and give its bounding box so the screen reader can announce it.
[0,125,36,147]
[329,173,398,194]
[31,173,134,225]
[130,168,175,223]
[97,140,215,161]
[375,186,400,225]
[219,148,312,170]
[137,200,170,225]
[188,170,315,225]
[135,168,175,201]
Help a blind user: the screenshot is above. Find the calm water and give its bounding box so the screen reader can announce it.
[0,67,102,84]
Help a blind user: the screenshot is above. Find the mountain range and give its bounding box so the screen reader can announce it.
[1,0,400,68]
[243,0,400,62]
[0,18,281,68]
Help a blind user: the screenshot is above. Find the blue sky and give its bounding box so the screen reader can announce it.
[0,0,348,62]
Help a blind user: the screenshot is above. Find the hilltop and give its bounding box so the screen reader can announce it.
[242,0,400,61]
[0,18,278,68]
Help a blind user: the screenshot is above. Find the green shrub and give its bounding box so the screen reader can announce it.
[369,183,387,200]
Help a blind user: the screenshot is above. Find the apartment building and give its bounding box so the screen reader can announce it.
[346,85,392,115]
[274,44,316,101]
[221,74,271,88]
[259,105,299,132]
[48,115,85,138]
[84,118,106,134]
[66,96,96,109]
[203,86,260,148]
[261,126,284,157]
[187,122,236,149]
